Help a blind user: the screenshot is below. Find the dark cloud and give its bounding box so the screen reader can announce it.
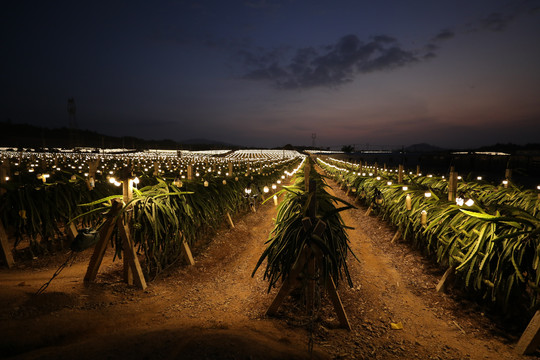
[432,29,455,42]
[241,34,422,89]
[480,12,515,32]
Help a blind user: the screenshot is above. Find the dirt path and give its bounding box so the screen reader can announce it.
[320,174,525,359]
[0,174,533,359]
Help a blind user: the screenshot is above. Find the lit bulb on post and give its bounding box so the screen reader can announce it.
[465,199,475,207]
[456,197,464,206]
[263,186,269,193]
[421,210,427,226]
[405,194,412,211]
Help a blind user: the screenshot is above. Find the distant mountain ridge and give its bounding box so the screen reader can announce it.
[404,143,445,152]
[181,138,235,146]
[0,121,238,150]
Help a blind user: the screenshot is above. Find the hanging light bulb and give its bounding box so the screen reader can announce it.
[421,210,427,225]
[456,197,464,206]
[424,191,432,198]
[263,186,269,193]
[402,186,408,191]
[465,199,475,207]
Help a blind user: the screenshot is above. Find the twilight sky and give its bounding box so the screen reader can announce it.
[2,0,540,149]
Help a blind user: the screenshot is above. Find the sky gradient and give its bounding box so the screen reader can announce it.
[2,0,540,149]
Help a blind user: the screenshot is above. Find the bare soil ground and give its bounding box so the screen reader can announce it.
[0,173,537,359]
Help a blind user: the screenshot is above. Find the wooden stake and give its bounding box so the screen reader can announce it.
[436,266,455,293]
[516,310,540,355]
[182,241,195,266]
[0,161,7,196]
[226,212,235,228]
[84,201,123,282]
[306,253,316,311]
[0,220,15,268]
[118,221,147,289]
[398,164,404,184]
[391,230,401,244]
[122,179,133,205]
[304,160,311,190]
[365,204,373,216]
[66,222,78,242]
[266,246,309,316]
[448,168,458,202]
[325,276,352,330]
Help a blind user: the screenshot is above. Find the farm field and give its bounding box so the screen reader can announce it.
[0,156,533,360]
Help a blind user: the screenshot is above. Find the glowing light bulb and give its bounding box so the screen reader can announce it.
[421,210,427,225]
